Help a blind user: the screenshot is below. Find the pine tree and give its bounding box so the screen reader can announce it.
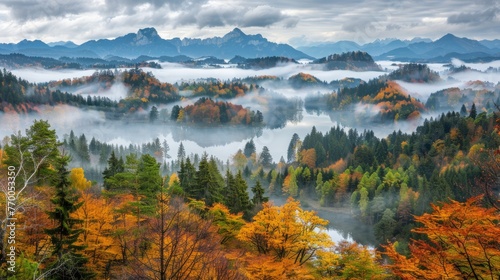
[179,158,197,198]
[44,155,95,279]
[177,142,186,162]
[460,104,467,116]
[288,133,300,163]
[78,134,90,164]
[149,105,159,122]
[195,154,223,206]
[102,151,124,190]
[259,146,273,168]
[469,103,477,119]
[251,180,268,205]
[244,139,256,158]
[137,154,162,201]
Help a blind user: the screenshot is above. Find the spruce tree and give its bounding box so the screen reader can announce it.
[469,103,477,119]
[196,154,223,206]
[460,104,467,116]
[259,146,273,168]
[244,139,256,158]
[179,158,197,198]
[44,155,94,279]
[177,142,186,162]
[102,151,124,190]
[251,180,268,205]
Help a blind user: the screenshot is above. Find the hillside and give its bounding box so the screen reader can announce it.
[312,51,381,71]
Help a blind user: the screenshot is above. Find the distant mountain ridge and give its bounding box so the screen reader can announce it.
[0,27,312,60]
[299,34,500,62]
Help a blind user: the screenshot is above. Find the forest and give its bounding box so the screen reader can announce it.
[1,102,499,279]
[0,60,499,279]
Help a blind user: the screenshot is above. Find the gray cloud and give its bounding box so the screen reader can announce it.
[342,18,377,33]
[2,0,88,21]
[177,4,295,29]
[1,0,499,45]
[447,8,499,25]
[240,6,284,27]
[385,24,401,31]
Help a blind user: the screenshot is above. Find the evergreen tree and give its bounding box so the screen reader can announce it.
[460,104,467,116]
[251,180,268,205]
[287,133,300,163]
[259,146,273,168]
[149,105,159,122]
[179,158,197,198]
[177,142,186,162]
[44,155,94,279]
[78,134,90,164]
[244,139,256,158]
[137,154,162,201]
[102,151,124,190]
[469,103,477,119]
[162,139,170,159]
[195,154,223,206]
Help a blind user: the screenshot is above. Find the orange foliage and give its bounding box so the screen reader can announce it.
[385,196,500,279]
[327,158,347,173]
[300,148,316,169]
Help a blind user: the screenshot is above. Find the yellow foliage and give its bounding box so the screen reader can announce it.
[70,167,92,190]
[168,173,179,186]
[238,198,332,266]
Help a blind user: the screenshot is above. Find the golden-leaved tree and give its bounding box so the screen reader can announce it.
[384,196,500,279]
[237,198,332,279]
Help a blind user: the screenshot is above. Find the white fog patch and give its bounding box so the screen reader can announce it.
[10,68,96,83]
[150,63,385,85]
[377,61,449,74]
[354,103,381,119]
[461,60,500,72]
[99,82,129,101]
[451,58,465,68]
[396,80,465,102]
[449,71,500,84]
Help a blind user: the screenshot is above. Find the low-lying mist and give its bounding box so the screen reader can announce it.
[4,59,500,162]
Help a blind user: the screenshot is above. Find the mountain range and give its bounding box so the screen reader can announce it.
[0,27,312,60]
[299,34,500,62]
[0,28,499,63]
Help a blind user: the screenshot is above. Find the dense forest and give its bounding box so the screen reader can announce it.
[0,63,500,279]
[1,106,499,279]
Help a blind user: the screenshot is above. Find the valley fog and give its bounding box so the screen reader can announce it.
[5,60,500,164]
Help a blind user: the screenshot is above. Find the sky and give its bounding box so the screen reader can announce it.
[0,0,498,46]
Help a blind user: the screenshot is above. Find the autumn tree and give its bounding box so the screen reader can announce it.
[385,196,500,279]
[315,241,388,279]
[1,120,60,266]
[238,198,332,266]
[128,194,245,279]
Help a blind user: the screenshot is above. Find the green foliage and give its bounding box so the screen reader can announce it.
[44,154,95,279]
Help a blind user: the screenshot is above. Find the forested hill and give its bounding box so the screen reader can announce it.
[312,51,382,71]
[0,68,179,114]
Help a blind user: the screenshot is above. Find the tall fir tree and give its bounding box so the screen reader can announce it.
[244,139,256,158]
[259,146,273,168]
[195,154,223,206]
[251,180,268,205]
[44,155,95,279]
[469,102,477,119]
[102,151,124,190]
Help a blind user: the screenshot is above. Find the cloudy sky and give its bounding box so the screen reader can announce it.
[0,0,498,46]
